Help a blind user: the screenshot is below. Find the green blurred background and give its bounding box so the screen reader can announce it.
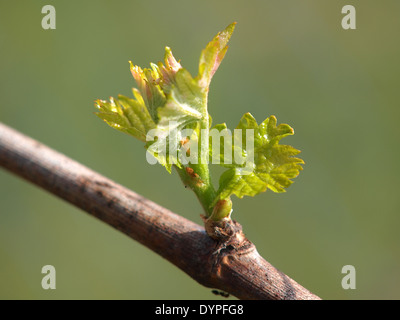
[1,0,399,299]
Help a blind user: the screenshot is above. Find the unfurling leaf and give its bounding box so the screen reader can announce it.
[214,113,304,201]
[197,22,236,89]
[95,95,156,142]
[96,23,236,173]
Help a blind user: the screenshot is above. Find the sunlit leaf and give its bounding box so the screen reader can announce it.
[215,113,304,200]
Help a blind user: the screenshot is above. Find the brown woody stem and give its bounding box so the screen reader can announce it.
[0,122,321,300]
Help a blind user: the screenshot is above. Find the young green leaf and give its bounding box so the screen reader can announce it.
[214,113,304,201]
[197,22,236,89]
[96,24,236,174]
[95,95,156,142]
[145,56,210,173]
[129,63,166,123]
[157,68,207,134]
